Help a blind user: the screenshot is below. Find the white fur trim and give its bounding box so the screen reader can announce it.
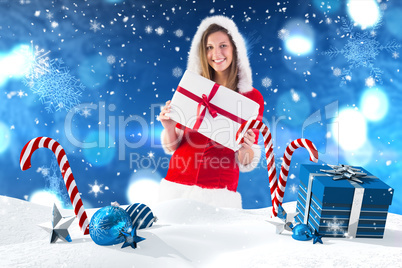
[235,144,261,172]
[158,179,242,209]
[187,15,253,94]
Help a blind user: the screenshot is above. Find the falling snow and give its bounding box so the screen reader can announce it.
[155,26,164,35]
[174,29,184,38]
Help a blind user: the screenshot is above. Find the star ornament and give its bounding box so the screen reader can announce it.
[120,227,145,249]
[266,205,298,234]
[39,204,75,243]
[313,230,323,244]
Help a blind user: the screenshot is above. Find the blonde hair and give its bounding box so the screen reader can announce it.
[199,24,239,92]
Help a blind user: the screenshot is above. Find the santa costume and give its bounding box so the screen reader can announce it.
[159,15,265,208]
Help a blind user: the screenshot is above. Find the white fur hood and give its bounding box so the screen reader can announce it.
[187,15,253,94]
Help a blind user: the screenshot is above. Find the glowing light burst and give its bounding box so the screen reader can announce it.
[89,180,104,198]
[322,17,401,86]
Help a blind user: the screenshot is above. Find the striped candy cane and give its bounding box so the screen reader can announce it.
[236,119,278,208]
[274,138,318,214]
[236,120,318,217]
[20,137,90,235]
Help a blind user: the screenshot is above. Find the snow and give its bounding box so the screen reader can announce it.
[1,195,401,267]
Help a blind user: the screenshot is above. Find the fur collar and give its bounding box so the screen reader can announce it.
[187,15,253,94]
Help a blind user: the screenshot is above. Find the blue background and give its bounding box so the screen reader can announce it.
[0,0,401,215]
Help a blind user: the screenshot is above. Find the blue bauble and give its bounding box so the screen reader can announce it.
[292,224,314,241]
[89,206,132,246]
[125,203,156,229]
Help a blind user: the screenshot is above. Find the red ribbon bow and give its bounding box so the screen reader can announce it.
[176,83,246,131]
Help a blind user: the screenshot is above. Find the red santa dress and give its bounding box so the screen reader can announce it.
[159,15,265,208]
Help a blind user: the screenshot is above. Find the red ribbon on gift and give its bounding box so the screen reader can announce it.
[176,83,246,130]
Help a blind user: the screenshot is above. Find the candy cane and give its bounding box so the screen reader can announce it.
[275,139,318,211]
[236,120,318,217]
[236,119,278,207]
[20,137,90,235]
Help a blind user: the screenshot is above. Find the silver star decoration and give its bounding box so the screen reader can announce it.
[38,204,75,243]
[267,205,299,234]
[320,164,367,183]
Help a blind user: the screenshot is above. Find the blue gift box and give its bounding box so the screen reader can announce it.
[295,164,394,238]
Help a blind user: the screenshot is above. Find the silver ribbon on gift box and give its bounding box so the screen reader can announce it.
[303,164,376,238]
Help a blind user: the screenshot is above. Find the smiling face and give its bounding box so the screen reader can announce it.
[206,31,234,78]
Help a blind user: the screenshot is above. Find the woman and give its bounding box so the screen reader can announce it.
[159,15,264,208]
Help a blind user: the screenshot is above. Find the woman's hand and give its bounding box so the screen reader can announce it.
[238,129,256,165]
[160,100,181,152]
[159,100,176,130]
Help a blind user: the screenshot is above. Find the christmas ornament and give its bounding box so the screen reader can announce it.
[38,204,75,243]
[236,119,318,216]
[292,224,323,244]
[89,206,132,246]
[120,227,146,249]
[20,137,90,234]
[266,204,297,234]
[125,203,157,229]
[292,224,314,241]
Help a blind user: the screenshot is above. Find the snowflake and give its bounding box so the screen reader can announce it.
[322,17,401,86]
[288,183,298,194]
[147,151,155,158]
[24,56,84,113]
[155,26,164,36]
[290,89,300,102]
[332,67,342,77]
[172,67,183,78]
[107,55,116,64]
[88,180,104,198]
[89,20,101,32]
[46,12,54,20]
[392,51,399,59]
[174,29,184,38]
[261,77,272,88]
[325,217,346,236]
[89,209,111,241]
[365,76,375,87]
[277,28,290,40]
[145,25,153,34]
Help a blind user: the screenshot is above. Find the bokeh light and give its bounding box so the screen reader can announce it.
[276,89,311,126]
[343,140,374,166]
[347,0,380,28]
[282,19,315,56]
[29,190,63,208]
[385,7,402,40]
[126,169,160,206]
[83,131,116,166]
[0,44,33,86]
[332,108,367,151]
[360,88,389,121]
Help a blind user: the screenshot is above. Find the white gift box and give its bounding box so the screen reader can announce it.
[166,70,260,151]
